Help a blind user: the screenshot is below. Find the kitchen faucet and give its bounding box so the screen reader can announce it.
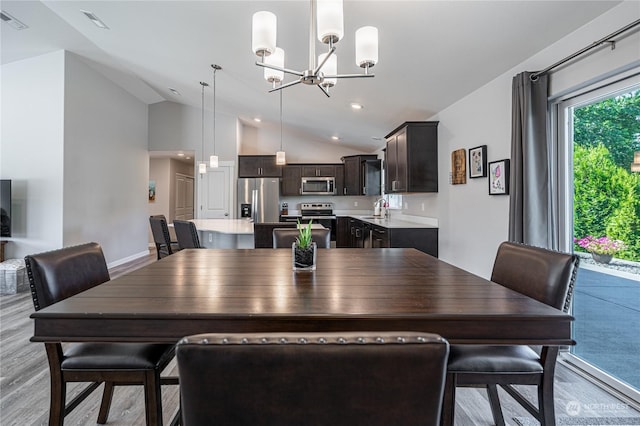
[374,198,388,217]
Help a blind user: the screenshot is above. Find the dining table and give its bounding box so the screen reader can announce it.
[31,248,574,346]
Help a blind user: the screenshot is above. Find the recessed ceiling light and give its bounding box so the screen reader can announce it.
[177,153,185,157]
[350,103,363,110]
[0,11,28,30]
[371,136,383,141]
[81,10,109,29]
[185,157,191,160]
[254,118,262,122]
[169,88,181,96]
[331,136,339,141]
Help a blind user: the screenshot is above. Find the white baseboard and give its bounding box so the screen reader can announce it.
[107,250,150,269]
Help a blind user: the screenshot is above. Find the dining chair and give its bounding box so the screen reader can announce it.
[25,242,178,426]
[149,215,180,259]
[176,331,449,426]
[173,220,202,249]
[272,227,331,248]
[442,241,579,426]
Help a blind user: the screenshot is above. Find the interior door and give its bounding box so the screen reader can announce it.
[174,174,194,220]
[199,164,232,219]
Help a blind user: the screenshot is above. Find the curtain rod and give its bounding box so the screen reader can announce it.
[530,18,640,81]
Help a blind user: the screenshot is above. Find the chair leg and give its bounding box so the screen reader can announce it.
[441,372,456,426]
[144,370,164,426]
[97,381,115,424]
[539,378,557,426]
[487,384,506,426]
[45,344,65,426]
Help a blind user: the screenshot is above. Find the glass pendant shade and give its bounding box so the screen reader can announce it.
[264,47,285,83]
[317,0,343,44]
[318,52,337,87]
[355,26,378,68]
[252,11,277,56]
[632,151,640,172]
[276,151,286,165]
[209,155,219,169]
[198,162,207,174]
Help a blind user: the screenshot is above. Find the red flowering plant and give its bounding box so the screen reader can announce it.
[574,236,627,256]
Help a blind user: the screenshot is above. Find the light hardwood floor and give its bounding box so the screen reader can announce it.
[1,250,639,425]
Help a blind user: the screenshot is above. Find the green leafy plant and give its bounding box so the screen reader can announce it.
[296,219,313,249]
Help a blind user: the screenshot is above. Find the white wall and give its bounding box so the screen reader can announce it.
[148,101,237,164]
[63,52,150,264]
[0,51,150,264]
[404,1,640,278]
[238,121,365,162]
[1,51,66,259]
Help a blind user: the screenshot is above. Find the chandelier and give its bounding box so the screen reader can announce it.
[251,0,378,97]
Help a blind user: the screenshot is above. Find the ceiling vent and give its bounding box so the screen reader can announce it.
[0,11,28,30]
[81,10,109,29]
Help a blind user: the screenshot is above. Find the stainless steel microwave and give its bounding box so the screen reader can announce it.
[301,177,336,195]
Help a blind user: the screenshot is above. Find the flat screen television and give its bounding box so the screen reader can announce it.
[1,179,11,237]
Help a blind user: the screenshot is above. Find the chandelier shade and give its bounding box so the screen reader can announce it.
[355,26,379,68]
[318,52,337,88]
[198,162,207,174]
[316,0,343,44]
[264,47,285,84]
[252,11,277,57]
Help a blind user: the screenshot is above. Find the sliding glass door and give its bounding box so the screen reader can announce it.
[556,74,640,401]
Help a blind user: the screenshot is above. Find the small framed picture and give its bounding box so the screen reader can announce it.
[451,148,467,185]
[488,159,510,195]
[469,145,487,178]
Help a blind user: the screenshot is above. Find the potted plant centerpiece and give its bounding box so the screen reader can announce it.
[575,235,627,264]
[293,219,317,271]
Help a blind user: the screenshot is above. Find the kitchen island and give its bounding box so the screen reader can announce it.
[190,219,254,249]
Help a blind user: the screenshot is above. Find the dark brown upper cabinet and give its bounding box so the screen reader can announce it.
[385,121,439,193]
[342,155,381,196]
[238,155,282,177]
[281,165,302,196]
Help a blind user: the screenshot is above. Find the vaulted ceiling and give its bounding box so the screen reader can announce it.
[1,1,621,151]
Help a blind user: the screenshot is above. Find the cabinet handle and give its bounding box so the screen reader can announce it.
[344,187,346,195]
[363,186,366,195]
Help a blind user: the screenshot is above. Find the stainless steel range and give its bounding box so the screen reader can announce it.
[300,202,335,220]
[300,203,336,241]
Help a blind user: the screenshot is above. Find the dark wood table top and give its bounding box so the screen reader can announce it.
[31,248,574,345]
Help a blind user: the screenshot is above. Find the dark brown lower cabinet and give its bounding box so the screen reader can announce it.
[336,217,438,257]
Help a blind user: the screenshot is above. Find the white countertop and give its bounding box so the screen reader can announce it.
[350,214,439,229]
[189,219,254,235]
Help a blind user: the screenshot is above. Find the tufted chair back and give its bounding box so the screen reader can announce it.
[491,241,579,312]
[272,228,331,248]
[25,242,109,311]
[177,331,449,426]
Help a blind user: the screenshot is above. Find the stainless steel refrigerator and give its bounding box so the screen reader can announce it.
[237,178,280,223]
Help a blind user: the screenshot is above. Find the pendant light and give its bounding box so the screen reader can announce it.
[198,81,208,175]
[276,89,286,165]
[210,64,221,168]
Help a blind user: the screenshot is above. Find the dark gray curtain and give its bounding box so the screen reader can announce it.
[508,72,553,248]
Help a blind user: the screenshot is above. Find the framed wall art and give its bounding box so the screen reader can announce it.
[469,145,487,178]
[488,159,510,195]
[149,180,156,202]
[451,148,467,185]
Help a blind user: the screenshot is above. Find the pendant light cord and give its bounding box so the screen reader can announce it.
[279,89,283,151]
[200,81,207,162]
[211,64,222,156]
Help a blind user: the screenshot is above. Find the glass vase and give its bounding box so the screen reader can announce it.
[292,242,317,271]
